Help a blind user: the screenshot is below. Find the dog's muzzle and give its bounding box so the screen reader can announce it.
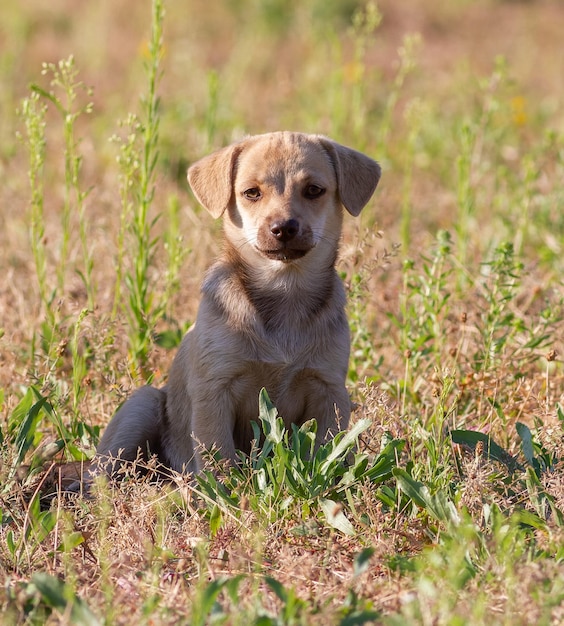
[258,218,314,262]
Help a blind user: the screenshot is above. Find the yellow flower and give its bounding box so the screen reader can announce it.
[343,61,364,85]
[138,40,166,61]
[511,96,527,126]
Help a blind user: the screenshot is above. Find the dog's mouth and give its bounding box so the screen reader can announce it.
[260,248,310,262]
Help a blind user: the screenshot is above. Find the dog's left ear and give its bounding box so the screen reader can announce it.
[188,144,243,218]
[320,139,381,216]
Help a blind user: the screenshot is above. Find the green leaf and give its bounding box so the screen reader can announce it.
[393,468,428,508]
[557,403,564,427]
[450,429,522,471]
[516,422,535,466]
[224,575,245,605]
[13,395,51,467]
[376,485,397,509]
[264,576,289,603]
[258,388,284,444]
[6,530,16,556]
[393,468,460,527]
[31,573,100,625]
[353,547,375,578]
[318,419,370,474]
[320,498,355,536]
[8,388,34,435]
[514,508,547,531]
[154,328,184,349]
[209,504,222,536]
[58,531,85,553]
[65,441,91,462]
[190,577,229,626]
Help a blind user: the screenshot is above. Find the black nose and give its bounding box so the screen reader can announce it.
[270,219,299,242]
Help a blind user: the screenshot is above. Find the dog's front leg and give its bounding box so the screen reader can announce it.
[190,393,238,472]
[301,380,352,446]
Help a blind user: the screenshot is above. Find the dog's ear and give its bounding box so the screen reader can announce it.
[320,139,381,216]
[187,144,242,218]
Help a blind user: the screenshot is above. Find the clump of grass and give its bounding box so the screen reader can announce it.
[196,389,404,536]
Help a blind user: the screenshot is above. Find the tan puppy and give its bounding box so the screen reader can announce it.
[96,132,381,476]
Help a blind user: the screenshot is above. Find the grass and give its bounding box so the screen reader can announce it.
[1,0,564,623]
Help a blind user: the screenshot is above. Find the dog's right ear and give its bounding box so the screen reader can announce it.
[188,144,242,218]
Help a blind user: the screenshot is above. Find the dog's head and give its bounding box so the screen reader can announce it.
[188,132,380,265]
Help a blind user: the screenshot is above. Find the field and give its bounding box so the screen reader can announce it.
[1,0,564,623]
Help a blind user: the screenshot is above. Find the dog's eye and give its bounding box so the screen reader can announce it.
[304,185,325,199]
[243,188,262,201]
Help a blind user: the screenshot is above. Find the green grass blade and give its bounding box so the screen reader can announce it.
[450,429,523,471]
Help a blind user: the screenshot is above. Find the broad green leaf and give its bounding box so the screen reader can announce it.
[6,530,16,556]
[376,485,397,509]
[31,572,100,626]
[154,328,184,349]
[353,547,375,578]
[320,498,355,536]
[58,531,85,553]
[513,508,547,531]
[557,403,564,427]
[224,575,245,605]
[209,504,222,536]
[450,429,522,471]
[515,422,535,466]
[258,388,283,444]
[393,468,460,526]
[8,387,34,435]
[319,418,371,473]
[393,468,429,509]
[14,396,49,466]
[191,577,229,626]
[264,576,288,602]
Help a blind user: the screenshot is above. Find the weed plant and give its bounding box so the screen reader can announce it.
[1,0,564,624]
[114,0,168,376]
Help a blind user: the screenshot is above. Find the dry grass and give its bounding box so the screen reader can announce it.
[1,0,564,624]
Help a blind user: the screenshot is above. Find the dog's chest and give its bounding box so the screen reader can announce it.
[251,324,317,366]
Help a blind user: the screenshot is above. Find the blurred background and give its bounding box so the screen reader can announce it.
[2,0,563,242]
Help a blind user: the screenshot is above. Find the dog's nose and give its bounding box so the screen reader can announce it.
[270,219,299,242]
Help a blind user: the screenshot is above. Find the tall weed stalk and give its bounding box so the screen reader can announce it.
[347,2,382,148]
[392,231,454,411]
[31,56,95,306]
[113,0,166,376]
[456,58,507,274]
[400,98,425,251]
[19,93,50,323]
[378,33,421,156]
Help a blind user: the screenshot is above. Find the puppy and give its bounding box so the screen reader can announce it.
[96,132,381,476]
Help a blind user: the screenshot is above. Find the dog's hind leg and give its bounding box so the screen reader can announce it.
[94,385,168,478]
